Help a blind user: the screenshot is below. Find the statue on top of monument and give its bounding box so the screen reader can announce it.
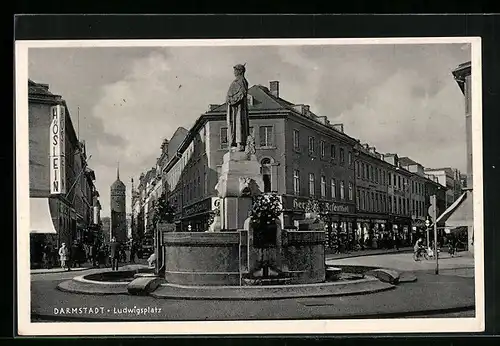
[226,63,250,152]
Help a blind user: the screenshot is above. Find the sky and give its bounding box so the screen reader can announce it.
[28,42,471,217]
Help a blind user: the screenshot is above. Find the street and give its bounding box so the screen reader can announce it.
[30,251,476,321]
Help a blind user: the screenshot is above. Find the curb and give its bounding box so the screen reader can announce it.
[31,267,93,275]
[326,248,413,260]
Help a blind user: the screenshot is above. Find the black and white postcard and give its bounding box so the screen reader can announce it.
[15,37,484,335]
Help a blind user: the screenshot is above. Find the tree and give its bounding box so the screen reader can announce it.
[153,192,175,225]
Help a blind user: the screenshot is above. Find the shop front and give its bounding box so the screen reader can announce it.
[355,215,390,249]
[29,196,75,268]
[391,215,413,246]
[180,197,219,232]
[280,196,357,252]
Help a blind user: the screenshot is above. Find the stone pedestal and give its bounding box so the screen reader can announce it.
[214,151,264,231]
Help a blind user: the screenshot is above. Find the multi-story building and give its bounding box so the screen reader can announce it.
[126,79,446,251]
[433,61,474,255]
[353,142,391,245]
[161,82,359,233]
[28,80,100,267]
[424,167,463,208]
[131,128,189,238]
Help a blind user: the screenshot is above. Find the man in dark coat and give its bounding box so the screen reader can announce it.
[109,237,120,271]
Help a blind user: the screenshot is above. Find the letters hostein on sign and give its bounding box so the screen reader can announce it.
[49,105,66,195]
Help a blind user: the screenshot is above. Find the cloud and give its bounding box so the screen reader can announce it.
[28,43,471,217]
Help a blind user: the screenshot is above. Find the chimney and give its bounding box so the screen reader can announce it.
[270,81,279,98]
[332,123,344,133]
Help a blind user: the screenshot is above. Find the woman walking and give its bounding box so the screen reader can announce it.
[58,243,69,270]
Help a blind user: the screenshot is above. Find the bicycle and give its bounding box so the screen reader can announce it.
[413,248,429,261]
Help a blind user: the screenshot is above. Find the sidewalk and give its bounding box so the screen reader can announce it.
[31,265,95,275]
[325,246,413,260]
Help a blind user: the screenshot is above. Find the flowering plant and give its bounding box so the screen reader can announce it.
[250,193,283,223]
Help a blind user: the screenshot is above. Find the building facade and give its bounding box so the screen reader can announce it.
[110,166,127,243]
[152,81,444,251]
[29,80,100,267]
[424,167,463,209]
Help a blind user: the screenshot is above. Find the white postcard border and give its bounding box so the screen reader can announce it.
[16,37,484,336]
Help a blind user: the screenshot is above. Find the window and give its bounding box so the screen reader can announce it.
[259,126,274,147]
[398,176,401,189]
[249,126,255,138]
[356,189,360,208]
[330,179,336,199]
[340,181,345,200]
[340,148,345,165]
[348,152,353,166]
[383,171,386,185]
[220,127,228,149]
[371,192,375,211]
[321,176,326,198]
[260,158,272,193]
[361,191,366,210]
[309,173,315,196]
[203,165,208,194]
[357,162,361,178]
[331,144,336,159]
[367,165,371,181]
[348,182,353,201]
[293,129,300,151]
[308,137,315,155]
[412,199,415,215]
[320,140,326,157]
[293,170,300,195]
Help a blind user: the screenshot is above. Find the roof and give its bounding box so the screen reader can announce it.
[111,178,126,190]
[208,85,297,113]
[399,156,420,166]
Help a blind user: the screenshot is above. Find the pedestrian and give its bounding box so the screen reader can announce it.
[130,241,136,264]
[70,241,80,268]
[109,237,120,271]
[58,243,68,270]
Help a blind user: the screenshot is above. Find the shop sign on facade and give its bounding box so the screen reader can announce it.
[49,105,66,195]
[287,196,354,214]
[183,197,219,217]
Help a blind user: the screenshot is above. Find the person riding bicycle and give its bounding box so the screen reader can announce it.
[414,237,425,257]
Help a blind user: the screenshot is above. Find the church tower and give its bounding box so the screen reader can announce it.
[110,163,127,243]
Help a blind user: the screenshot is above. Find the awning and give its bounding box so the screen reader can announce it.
[30,198,57,234]
[435,191,473,227]
[444,226,468,235]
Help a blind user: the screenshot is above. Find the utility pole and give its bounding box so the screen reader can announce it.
[428,194,439,275]
[432,195,439,275]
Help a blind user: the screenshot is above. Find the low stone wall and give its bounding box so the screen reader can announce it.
[163,232,241,286]
[283,230,326,284]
